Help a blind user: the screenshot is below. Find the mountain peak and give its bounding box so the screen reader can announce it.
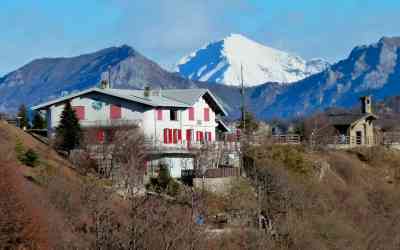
[378,36,400,47]
[176,34,329,86]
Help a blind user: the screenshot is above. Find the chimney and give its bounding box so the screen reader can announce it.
[144,86,151,97]
[100,80,110,89]
[360,96,372,114]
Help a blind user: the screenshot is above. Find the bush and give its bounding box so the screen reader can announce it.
[15,138,39,167]
[146,164,180,196]
[247,144,312,176]
[21,149,39,167]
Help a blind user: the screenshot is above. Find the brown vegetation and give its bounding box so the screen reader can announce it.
[244,142,400,250]
[2,120,400,249]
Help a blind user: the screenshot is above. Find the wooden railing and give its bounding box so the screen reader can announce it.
[326,135,377,146]
[144,139,241,153]
[271,134,301,144]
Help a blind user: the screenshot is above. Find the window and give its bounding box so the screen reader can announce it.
[186,129,193,142]
[196,131,204,142]
[205,132,212,142]
[172,129,182,144]
[164,129,182,144]
[156,109,163,120]
[188,107,195,121]
[72,106,85,120]
[96,130,105,143]
[204,108,210,121]
[110,104,121,119]
[168,128,173,144]
[164,128,168,144]
[170,110,178,121]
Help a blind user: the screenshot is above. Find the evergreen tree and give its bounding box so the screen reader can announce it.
[17,104,29,129]
[56,102,81,152]
[32,111,46,129]
[238,111,259,135]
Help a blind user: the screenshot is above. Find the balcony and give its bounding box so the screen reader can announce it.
[144,139,241,154]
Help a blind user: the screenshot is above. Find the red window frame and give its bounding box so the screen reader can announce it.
[110,104,122,119]
[204,108,210,121]
[156,109,163,121]
[188,107,195,121]
[72,106,85,120]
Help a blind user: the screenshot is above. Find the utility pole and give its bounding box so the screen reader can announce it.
[241,65,245,131]
[239,64,245,177]
[108,65,112,89]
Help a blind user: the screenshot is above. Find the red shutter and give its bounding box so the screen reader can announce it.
[96,130,105,143]
[163,128,168,144]
[209,132,212,142]
[156,109,163,120]
[173,129,178,144]
[200,132,204,142]
[204,108,210,121]
[188,107,195,121]
[110,104,122,119]
[73,106,85,120]
[168,129,173,144]
[178,129,182,141]
[186,129,192,142]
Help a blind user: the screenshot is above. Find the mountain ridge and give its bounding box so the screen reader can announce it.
[1,36,400,120]
[176,33,329,86]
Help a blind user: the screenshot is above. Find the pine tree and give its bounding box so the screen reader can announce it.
[17,104,29,129]
[56,102,81,152]
[32,112,46,129]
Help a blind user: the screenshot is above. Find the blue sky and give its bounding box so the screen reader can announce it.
[1,0,399,76]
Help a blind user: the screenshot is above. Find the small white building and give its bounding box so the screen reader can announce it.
[32,86,229,178]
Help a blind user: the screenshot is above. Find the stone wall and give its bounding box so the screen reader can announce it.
[193,177,237,194]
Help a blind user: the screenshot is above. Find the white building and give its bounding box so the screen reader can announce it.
[32,86,230,178]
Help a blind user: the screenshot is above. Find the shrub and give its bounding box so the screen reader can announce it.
[15,138,39,167]
[21,149,39,167]
[146,164,180,196]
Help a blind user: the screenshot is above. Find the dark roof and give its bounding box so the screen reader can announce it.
[32,87,228,116]
[328,113,377,126]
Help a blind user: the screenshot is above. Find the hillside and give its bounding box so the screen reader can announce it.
[0,121,84,249]
[2,120,400,249]
[176,34,329,86]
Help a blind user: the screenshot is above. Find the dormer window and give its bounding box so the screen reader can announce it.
[170,110,178,121]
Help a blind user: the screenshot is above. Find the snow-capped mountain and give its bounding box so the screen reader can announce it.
[176,34,329,87]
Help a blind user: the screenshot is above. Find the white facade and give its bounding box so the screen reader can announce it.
[45,92,218,146]
[34,88,227,178]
